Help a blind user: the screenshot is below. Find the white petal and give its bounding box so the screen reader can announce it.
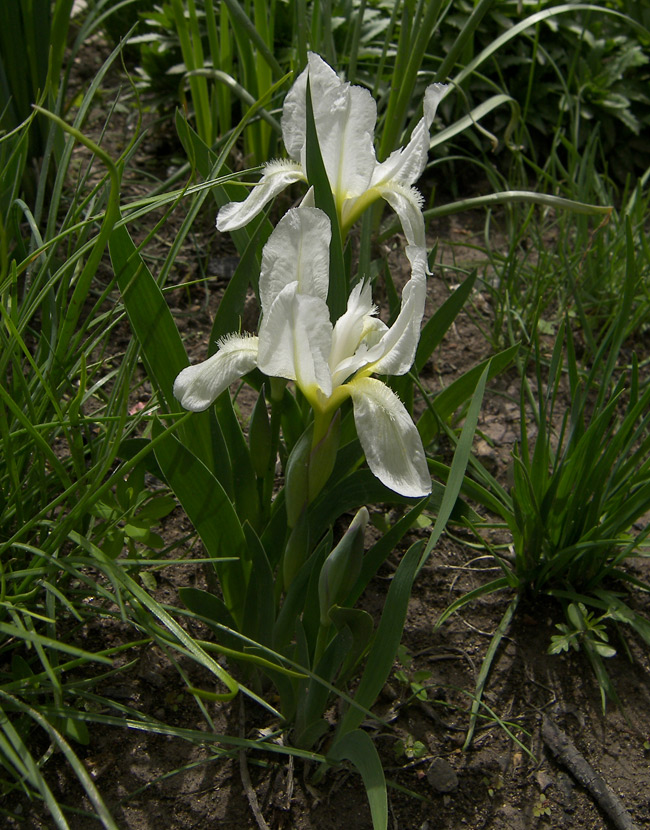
[328,281,375,376]
[282,53,377,203]
[216,160,305,232]
[379,183,427,250]
[371,83,448,188]
[365,245,428,376]
[258,283,333,398]
[299,186,316,207]
[281,61,310,162]
[423,83,448,125]
[259,207,331,313]
[330,317,388,388]
[173,335,259,412]
[348,377,431,497]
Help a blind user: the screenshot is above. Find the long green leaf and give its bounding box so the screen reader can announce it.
[336,540,423,737]
[0,692,119,830]
[151,419,249,622]
[418,363,491,572]
[0,622,112,665]
[328,729,387,830]
[463,595,519,749]
[221,0,283,78]
[417,345,519,444]
[69,531,240,699]
[0,704,70,829]
[415,270,477,372]
[109,223,187,411]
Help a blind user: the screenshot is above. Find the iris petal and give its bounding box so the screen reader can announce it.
[379,184,427,250]
[173,335,259,412]
[349,377,431,497]
[216,160,305,232]
[260,207,331,312]
[283,53,377,202]
[371,83,448,189]
[364,245,428,376]
[258,283,333,399]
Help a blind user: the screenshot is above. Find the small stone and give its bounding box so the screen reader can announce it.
[535,769,554,791]
[426,757,459,793]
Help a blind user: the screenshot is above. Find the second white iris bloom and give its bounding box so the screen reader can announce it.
[216,53,447,250]
[174,207,431,498]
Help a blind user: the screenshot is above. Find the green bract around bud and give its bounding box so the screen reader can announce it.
[284,412,341,527]
[308,410,340,504]
[318,507,369,626]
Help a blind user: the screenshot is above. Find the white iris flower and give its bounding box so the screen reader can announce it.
[216,53,447,250]
[174,207,431,498]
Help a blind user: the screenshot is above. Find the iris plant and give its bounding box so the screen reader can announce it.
[216,53,447,250]
[174,206,431,498]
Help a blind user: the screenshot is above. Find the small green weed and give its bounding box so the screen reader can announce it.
[533,793,551,817]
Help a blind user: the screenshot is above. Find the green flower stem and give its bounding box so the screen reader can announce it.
[312,408,333,449]
[311,387,349,448]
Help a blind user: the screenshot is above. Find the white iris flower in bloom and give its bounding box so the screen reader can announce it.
[174,207,431,498]
[216,53,447,250]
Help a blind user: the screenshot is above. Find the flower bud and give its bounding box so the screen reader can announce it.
[318,507,369,626]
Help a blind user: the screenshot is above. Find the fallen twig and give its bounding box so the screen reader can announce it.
[542,715,639,830]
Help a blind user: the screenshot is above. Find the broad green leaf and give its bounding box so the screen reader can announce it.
[214,391,260,529]
[241,523,275,645]
[328,606,374,683]
[294,627,353,749]
[110,221,215,468]
[109,222,186,412]
[336,540,423,738]
[273,531,333,653]
[151,419,249,622]
[179,587,243,653]
[328,729,387,830]
[309,469,475,545]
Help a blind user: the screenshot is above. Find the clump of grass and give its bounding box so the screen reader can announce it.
[437,222,650,736]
